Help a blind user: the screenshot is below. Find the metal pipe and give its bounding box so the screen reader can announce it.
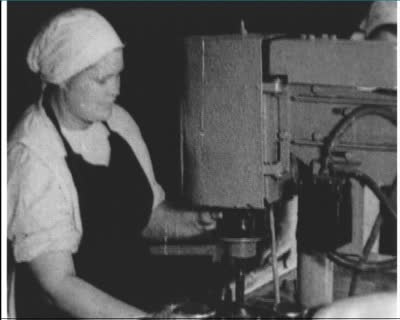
[235,265,245,307]
[292,139,396,153]
[320,105,396,173]
[267,202,281,305]
[291,95,396,107]
[327,170,396,273]
[345,170,396,219]
[349,214,383,296]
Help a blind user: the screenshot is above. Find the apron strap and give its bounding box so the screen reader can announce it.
[42,91,76,157]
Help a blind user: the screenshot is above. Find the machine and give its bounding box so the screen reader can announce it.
[180,34,396,317]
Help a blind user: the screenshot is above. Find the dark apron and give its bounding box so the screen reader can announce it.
[16,103,157,318]
[48,103,157,306]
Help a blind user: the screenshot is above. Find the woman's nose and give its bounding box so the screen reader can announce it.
[108,76,120,98]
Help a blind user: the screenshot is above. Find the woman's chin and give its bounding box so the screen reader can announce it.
[93,105,114,122]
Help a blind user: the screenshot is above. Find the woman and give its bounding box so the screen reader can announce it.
[351,1,397,41]
[8,8,216,319]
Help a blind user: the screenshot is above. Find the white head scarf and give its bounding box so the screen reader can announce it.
[27,8,124,85]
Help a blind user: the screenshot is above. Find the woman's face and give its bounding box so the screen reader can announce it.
[59,49,124,128]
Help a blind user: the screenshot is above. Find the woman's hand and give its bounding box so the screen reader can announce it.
[195,210,221,232]
[143,201,222,240]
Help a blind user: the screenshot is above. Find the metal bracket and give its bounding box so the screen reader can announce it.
[263,84,291,179]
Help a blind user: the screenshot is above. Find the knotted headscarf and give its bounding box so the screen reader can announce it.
[27,8,124,85]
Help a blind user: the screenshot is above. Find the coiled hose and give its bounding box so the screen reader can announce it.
[318,105,396,278]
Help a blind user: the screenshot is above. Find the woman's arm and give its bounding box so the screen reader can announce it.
[28,250,149,319]
[142,201,217,241]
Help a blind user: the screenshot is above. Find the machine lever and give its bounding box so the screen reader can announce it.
[265,199,281,306]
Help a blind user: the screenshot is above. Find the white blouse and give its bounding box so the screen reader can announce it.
[61,121,111,166]
[8,102,165,263]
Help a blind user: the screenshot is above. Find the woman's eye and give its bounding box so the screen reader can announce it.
[96,77,107,85]
[95,74,119,85]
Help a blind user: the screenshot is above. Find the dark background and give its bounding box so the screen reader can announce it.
[8,1,370,200]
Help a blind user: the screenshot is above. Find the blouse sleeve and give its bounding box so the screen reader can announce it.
[8,144,81,263]
[151,180,165,210]
[109,105,166,210]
